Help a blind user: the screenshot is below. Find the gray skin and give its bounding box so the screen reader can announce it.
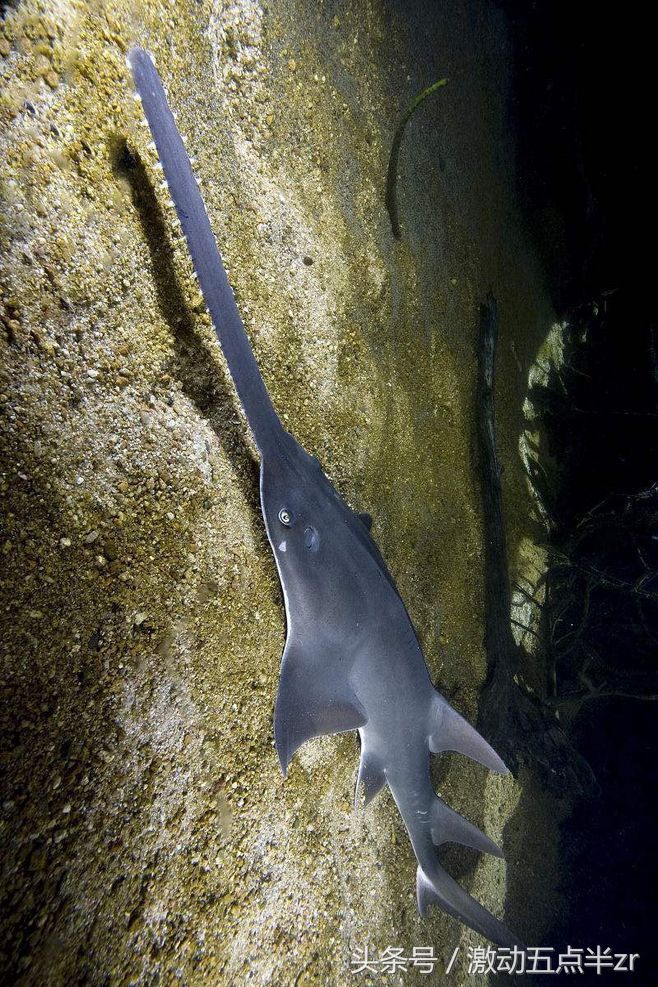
[129,47,520,946]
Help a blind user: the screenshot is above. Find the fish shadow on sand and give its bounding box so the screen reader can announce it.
[111,139,263,530]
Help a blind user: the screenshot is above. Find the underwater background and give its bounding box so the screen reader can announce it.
[1,0,654,983]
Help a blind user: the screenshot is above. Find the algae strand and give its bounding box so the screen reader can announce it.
[385,77,448,239]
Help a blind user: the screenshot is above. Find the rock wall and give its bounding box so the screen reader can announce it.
[1,1,557,983]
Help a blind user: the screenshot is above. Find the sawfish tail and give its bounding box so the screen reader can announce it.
[415,694,517,942]
[356,690,516,942]
[127,47,286,457]
[389,764,518,946]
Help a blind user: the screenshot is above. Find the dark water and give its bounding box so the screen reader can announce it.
[502,1,657,981]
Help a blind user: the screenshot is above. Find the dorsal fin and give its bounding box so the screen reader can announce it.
[429,692,508,773]
[274,638,367,774]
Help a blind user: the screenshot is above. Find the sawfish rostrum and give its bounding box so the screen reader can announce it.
[128,47,518,946]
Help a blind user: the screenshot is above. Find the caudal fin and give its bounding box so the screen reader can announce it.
[416,864,521,947]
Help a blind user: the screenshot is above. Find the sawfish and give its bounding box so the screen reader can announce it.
[128,47,519,946]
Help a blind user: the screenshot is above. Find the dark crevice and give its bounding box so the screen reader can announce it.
[498,2,657,976]
[474,295,597,800]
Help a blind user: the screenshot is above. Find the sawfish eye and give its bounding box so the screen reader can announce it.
[279,508,292,526]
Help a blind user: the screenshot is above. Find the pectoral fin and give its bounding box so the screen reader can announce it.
[274,638,367,774]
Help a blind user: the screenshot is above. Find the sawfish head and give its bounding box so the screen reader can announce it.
[259,432,387,602]
[260,436,331,560]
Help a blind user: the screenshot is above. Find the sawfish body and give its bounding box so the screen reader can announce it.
[128,47,519,946]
